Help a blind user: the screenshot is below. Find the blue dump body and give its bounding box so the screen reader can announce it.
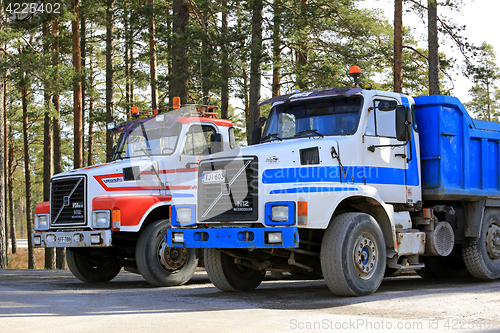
[414,95,500,200]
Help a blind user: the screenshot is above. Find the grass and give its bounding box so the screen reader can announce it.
[7,248,67,270]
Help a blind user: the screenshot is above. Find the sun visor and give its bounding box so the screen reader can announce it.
[259,87,362,107]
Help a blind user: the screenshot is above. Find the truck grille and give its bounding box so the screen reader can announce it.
[50,176,87,227]
[198,156,258,222]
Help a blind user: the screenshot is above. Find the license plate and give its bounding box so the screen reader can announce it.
[202,170,226,183]
[57,236,72,244]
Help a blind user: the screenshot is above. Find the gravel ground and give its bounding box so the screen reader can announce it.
[1,269,499,333]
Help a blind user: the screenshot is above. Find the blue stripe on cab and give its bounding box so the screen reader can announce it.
[269,187,358,194]
[263,166,411,186]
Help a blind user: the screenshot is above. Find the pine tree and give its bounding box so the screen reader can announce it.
[248,0,263,145]
[394,0,403,93]
[106,0,115,162]
[0,0,6,269]
[465,42,500,121]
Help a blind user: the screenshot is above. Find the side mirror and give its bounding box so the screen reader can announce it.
[251,127,262,145]
[396,106,412,142]
[210,133,223,153]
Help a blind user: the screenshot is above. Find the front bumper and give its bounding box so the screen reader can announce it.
[32,230,112,248]
[166,226,299,249]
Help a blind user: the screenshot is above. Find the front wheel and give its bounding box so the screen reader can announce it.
[136,219,198,287]
[205,249,265,291]
[321,213,386,296]
[463,209,500,279]
[66,248,122,283]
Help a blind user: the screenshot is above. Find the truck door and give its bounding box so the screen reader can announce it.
[363,98,408,204]
[180,124,218,188]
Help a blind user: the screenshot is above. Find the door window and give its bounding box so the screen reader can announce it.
[182,125,217,156]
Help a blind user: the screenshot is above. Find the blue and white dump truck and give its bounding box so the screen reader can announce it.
[166,85,500,296]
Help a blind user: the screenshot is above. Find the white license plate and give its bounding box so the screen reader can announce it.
[202,170,226,183]
[57,236,72,244]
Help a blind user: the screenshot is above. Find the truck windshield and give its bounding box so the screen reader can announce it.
[261,96,363,141]
[113,120,182,160]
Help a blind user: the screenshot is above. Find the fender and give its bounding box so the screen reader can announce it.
[35,201,50,214]
[92,195,171,232]
[327,185,397,251]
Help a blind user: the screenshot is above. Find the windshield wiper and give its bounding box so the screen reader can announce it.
[294,129,324,138]
[135,148,152,157]
[113,150,125,160]
[261,133,282,142]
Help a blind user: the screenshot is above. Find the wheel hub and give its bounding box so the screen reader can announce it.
[159,240,188,271]
[353,233,378,280]
[485,222,500,260]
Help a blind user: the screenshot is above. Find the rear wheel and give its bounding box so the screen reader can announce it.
[66,248,122,283]
[205,249,265,291]
[463,209,500,279]
[321,213,386,296]
[136,219,198,287]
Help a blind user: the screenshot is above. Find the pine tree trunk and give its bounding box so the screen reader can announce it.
[272,0,281,97]
[394,0,403,93]
[248,0,263,145]
[22,85,35,269]
[220,1,229,119]
[0,8,5,267]
[43,21,55,269]
[8,134,16,254]
[243,68,249,134]
[72,0,83,169]
[171,0,189,104]
[88,36,95,167]
[167,10,172,100]
[130,28,135,116]
[2,54,7,265]
[124,3,131,119]
[81,2,86,166]
[148,0,158,110]
[106,0,115,162]
[52,18,65,269]
[296,0,308,91]
[428,0,440,95]
[201,10,210,106]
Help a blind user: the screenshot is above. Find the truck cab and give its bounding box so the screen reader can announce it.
[166,87,425,294]
[32,104,236,286]
[168,85,500,296]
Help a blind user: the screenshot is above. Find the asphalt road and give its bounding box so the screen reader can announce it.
[1,269,500,333]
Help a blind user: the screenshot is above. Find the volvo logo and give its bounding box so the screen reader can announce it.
[63,196,70,206]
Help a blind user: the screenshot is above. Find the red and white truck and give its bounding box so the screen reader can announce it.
[32,103,237,286]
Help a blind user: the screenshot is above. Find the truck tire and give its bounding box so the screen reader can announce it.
[66,248,122,283]
[321,213,386,296]
[136,219,198,287]
[463,209,500,280]
[204,249,265,291]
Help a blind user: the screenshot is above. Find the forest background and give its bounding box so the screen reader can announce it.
[0,0,499,268]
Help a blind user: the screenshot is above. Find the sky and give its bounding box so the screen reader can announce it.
[361,0,499,103]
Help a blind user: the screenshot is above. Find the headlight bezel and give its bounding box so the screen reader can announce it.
[171,205,196,226]
[265,202,295,225]
[34,214,50,231]
[92,210,111,229]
